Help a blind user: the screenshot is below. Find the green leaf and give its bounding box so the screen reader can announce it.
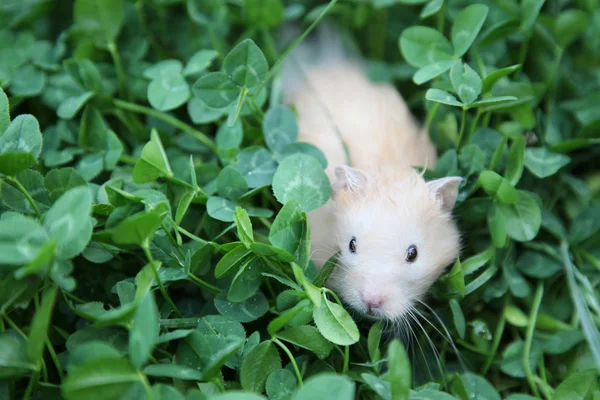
[425,89,463,107]
[10,65,46,97]
[58,92,95,120]
[450,62,482,105]
[505,136,525,186]
[460,373,500,400]
[313,293,359,346]
[153,384,185,400]
[449,299,466,339]
[62,357,140,400]
[277,325,333,359]
[420,0,444,19]
[227,256,262,303]
[551,369,598,400]
[521,0,546,32]
[218,166,248,201]
[439,258,465,297]
[482,65,521,93]
[0,87,9,133]
[488,202,507,248]
[245,0,284,28]
[223,39,268,89]
[214,290,269,323]
[0,335,36,378]
[504,305,529,328]
[478,170,518,204]
[192,72,239,109]
[45,167,87,202]
[263,106,298,153]
[148,73,190,112]
[43,186,93,259]
[27,285,59,365]
[471,96,518,109]
[2,170,50,215]
[113,212,163,247]
[413,60,456,85]
[184,50,219,77]
[399,26,455,68]
[556,9,589,48]
[293,373,355,400]
[269,199,303,254]
[215,244,252,278]
[0,214,49,265]
[451,4,489,57]
[210,394,266,400]
[313,252,339,288]
[144,60,183,79]
[516,251,561,279]
[499,191,541,242]
[385,339,410,400]
[234,146,277,188]
[129,292,159,369]
[272,154,331,212]
[500,340,542,378]
[234,206,254,247]
[279,143,328,169]
[240,341,281,393]
[368,321,383,363]
[132,129,173,184]
[144,364,203,381]
[266,369,296,400]
[207,196,237,222]
[524,147,570,178]
[73,0,125,46]
[0,114,43,174]
[569,206,600,244]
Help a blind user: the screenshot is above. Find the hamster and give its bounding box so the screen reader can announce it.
[280,24,463,322]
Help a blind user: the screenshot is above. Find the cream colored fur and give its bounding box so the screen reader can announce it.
[281,33,461,321]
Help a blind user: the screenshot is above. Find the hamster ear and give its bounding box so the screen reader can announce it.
[427,176,463,213]
[332,165,368,198]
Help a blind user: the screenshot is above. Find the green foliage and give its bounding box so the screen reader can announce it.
[1,1,600,399]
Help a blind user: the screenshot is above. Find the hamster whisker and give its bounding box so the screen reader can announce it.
[407,306,447,386]
[415,299,469,374]
[404,309,437,383]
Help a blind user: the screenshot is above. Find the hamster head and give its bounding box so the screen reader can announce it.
[326,165,462,323]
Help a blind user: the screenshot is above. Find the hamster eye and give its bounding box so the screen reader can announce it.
[349,237,357,254]
[406,245,418,263]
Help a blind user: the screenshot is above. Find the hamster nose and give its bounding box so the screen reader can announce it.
[362,295,386,311]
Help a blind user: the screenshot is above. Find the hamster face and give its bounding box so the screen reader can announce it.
[325,165,462,323]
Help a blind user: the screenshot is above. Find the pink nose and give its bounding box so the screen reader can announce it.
[362,295,386,311]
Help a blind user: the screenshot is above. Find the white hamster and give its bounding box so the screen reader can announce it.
[281,24,462,322]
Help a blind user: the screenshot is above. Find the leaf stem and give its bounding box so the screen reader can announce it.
[323,287,343,307]
[343,345,350,374]
[159,318,201,329]
[140,372,155,400]
[160,222,186,259]
[523,281,544,399]
[22,370,39,400]
[456,107,467,150]
[5,176,41,219]
[45,337,64,380]
[482,296,507,374]
[113,99,216,152]
[273,338,304,385]
[425,102,440,132]
[107,41,128,98]
[187,272,221,295]
[142,246,183,317]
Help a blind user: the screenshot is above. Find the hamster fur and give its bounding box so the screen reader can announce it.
[280,24,462,322]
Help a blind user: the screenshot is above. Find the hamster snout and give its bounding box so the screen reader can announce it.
[360,294,388,315]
